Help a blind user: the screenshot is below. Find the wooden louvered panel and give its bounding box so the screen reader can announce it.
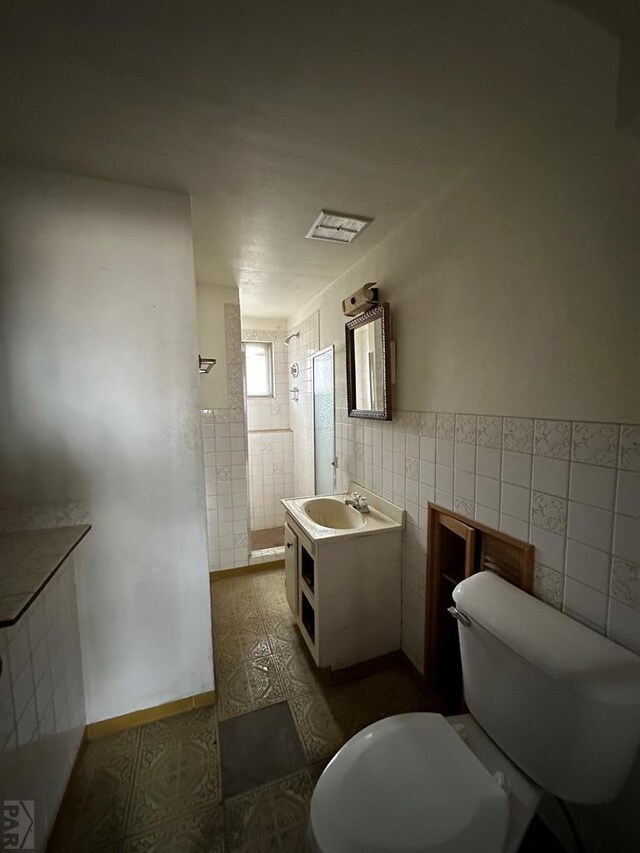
[480,535,534,590]
[425,502,534,712]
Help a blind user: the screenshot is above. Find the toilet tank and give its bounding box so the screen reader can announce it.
[453,572,640,804]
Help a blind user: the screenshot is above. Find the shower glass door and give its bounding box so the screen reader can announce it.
[312,346,335,496]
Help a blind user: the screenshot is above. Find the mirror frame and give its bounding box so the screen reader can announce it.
[345,302,392,420]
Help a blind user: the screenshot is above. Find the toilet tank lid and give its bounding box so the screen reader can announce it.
[453,572,640,706]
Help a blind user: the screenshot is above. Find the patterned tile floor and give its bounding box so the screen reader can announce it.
[48,568,565,851]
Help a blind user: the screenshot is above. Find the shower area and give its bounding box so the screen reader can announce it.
[242,311,329,565]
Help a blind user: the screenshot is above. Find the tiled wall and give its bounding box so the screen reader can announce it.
[0,554,85,850]
[203,310,318,562]
[243,329,293,532]
[247,431,294,531]
[202,304,249,571]
[334,410,640,672]
[286,312,320,499]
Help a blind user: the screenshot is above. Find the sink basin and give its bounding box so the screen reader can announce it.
[303,498,366,530]
[282,486,404,541]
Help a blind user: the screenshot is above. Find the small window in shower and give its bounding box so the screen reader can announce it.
[244,341,274,397]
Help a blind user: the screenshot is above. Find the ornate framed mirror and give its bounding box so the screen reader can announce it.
[345,302,392,420]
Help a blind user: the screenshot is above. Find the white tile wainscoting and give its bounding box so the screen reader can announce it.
[202,303,249,572]
[334,410,640,671]
[0,553,85,849]
[243,328,294,532]
[203,309,319,571]
[202,407,249,571]
[247,431,294,531]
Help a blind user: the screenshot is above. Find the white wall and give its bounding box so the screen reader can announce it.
[0,165,213,723]
[197,284,239,409]
[242,316,287,331]
[291,34,640,424]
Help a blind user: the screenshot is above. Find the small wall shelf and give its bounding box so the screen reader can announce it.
[425,503,534,713]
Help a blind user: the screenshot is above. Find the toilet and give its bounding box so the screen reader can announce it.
[308,571,640,853]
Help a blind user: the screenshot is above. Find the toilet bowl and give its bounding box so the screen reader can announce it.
[308,572,640,853]
[308,712,541,853]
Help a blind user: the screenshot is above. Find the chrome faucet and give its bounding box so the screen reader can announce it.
[345,492,370,513]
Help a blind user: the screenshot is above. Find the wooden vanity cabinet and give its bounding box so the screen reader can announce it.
[425,503,534,713]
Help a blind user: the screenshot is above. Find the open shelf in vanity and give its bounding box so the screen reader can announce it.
[300,589,316,644]
[299,543,317,648]
[300,544,315,594]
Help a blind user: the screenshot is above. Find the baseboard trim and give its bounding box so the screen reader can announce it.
[209,560,283,581]
[318,650,405,686]
[86,689,217,740]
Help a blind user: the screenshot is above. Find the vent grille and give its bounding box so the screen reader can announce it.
[305,210,373,244]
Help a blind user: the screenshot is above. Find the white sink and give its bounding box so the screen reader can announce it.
[303,497,366,530]
[282,485,405,542]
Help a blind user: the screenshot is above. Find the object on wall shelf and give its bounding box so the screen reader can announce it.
[290,387,299,402]
[290,362,300,378]
[342,282,379,317]
[198,356,216,374]
[425,503,534,713]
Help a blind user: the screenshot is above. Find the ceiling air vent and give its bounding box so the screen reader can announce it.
[305,210,373,244]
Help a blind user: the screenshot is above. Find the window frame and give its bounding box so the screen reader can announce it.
[244,340,275,398]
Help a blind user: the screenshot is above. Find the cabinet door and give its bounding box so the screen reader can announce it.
[425,508,476,712]
[284,523,298,616]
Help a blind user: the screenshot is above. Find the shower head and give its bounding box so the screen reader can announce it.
[284,332,300,346]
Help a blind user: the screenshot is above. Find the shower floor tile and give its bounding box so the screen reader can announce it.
[250,526,284,551]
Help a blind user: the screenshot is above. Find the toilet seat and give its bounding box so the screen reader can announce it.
[309,713,510,853]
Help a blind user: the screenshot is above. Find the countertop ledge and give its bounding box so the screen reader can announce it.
[0,524,91,627]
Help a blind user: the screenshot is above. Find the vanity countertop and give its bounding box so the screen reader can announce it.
[0,524,90,627]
